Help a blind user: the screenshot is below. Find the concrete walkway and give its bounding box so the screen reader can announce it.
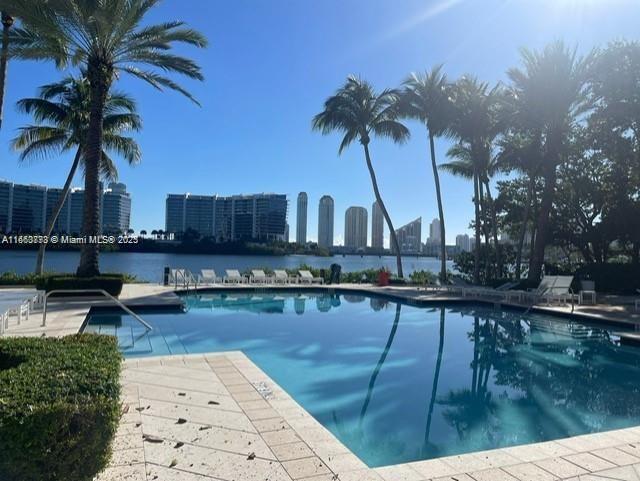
[102,351,640,481]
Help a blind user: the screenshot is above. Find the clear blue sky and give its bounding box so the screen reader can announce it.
[1,0,639,244]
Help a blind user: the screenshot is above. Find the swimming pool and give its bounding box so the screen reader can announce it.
[85,290,640,467]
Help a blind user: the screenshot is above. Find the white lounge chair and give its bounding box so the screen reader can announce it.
[299,270,323,284]
[199,269,221,285]
[251,270,270,284]
[224,269,246,284]
[527,276,574,305]
[273,270,292,284]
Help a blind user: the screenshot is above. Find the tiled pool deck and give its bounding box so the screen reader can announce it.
[3,283,640,480]
[106,351,640,481]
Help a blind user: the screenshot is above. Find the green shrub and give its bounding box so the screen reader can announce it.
[0,272,54,286]
[409,270,438,285]
[0,335,122,481]
[574,263,640,294]
[36,275,126,296]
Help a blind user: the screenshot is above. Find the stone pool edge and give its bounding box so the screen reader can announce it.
[110,350,640,481]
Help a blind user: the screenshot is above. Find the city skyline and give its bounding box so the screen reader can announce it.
[1,1,637,243]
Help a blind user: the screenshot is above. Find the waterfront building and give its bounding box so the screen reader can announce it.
[45,188,71,233]
[344,206,368,250]
[318,195,334,248]
[102,183,132,234]
[0,180,13,232]
[0,179,128,234]
[456,234,471,252]
[428,218,441,245]
[165,192,288,242]
[395,217,422,254]
[296,192,307,244]
[68,189,85,235]
[10,183,47,233]
[371,201,384,250]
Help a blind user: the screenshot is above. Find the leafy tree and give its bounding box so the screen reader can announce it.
[4,0,207,276]
[400,66,453,281]
[0,10,13,129]
[507,41,593,281]
[12,76,141,274]
[444,77,502,283]
[313,76,409,277]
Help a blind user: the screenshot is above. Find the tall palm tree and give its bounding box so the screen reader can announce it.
[4,0,207,276]
[496,131,542,279]
[400,66,452,281]
[507,42,592,281]
[0,10,13,129]
[445,77,502,283]
[313,76,409,277]
[12,76,141,274]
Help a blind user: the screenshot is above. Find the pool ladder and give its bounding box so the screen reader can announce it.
[42,289,153,331]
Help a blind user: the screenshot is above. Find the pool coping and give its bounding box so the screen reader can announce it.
[107,350,640,481]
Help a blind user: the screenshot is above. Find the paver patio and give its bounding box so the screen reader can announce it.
[100,351,640,481]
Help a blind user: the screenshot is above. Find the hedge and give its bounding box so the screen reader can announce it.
[574,263,640,295]
[0,335,122,481]
[35,274,126,296]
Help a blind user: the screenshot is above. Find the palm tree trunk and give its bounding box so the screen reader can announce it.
[422,306,445,455]
[429,133,447,281]
[0,12,13,131]
[529,166,556,282]
[359,303,401,426]
[484,181,501,279]
[515,176,534,280]
[478,181,492,281]
[473,173,481,284]
[35,148,82,275]
[363,143,403,278]
[77,62,111,277]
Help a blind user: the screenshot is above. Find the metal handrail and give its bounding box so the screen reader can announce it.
[42,289,153,331]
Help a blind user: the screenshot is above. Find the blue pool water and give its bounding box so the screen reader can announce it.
[85,290,640,467]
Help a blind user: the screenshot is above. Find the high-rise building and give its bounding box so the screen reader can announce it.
[10,184,47,233]
[344,206,368,250]
[45,188,71,233]
[371,201,384,250]
[164,192,288,242]
[395,217,422,254]
[429,218,441,244]
[296,192,307,244]
[0,180,13,232]
[456,234,471,252]
[0,179,129,234]
[102,183,132,234]
[318,195,334,248]
[68,189,84,234]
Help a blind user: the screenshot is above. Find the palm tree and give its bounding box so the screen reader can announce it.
[400,66,452,281]
[0,10,12,129]
[5,0,207,276]
[445,77,502,283]
[313,76,409,277]
[12,76,141,274]
[496,131,542,279]
[507,42,592,281]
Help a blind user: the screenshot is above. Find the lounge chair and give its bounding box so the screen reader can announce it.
[224,269,246,284]
[199,269,221,285]
[273,270,292,284]
[578,280,596,305]
[527,275,574,305]
[299,270,323,285]
[251,270,270,284]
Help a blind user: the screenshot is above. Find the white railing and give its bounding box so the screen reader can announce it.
[42,289,153,331]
